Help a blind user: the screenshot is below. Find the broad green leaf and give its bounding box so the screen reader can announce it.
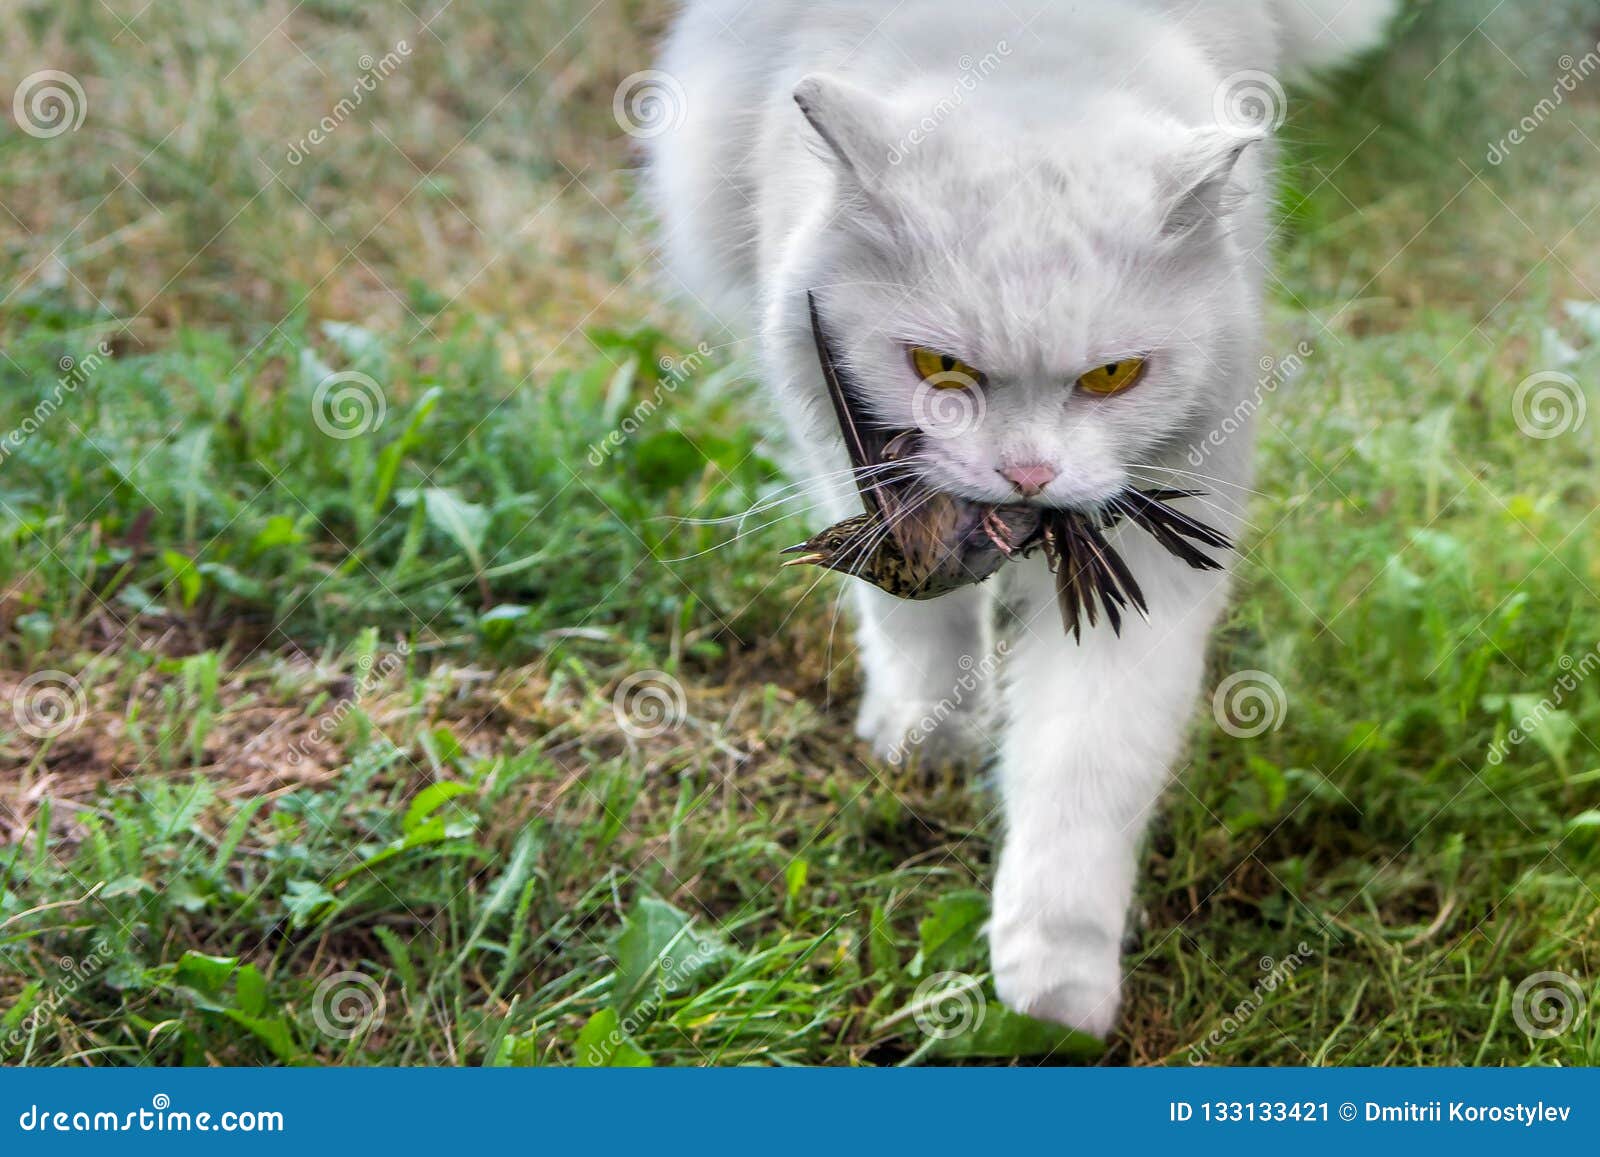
[483,828,540,918]
[489,1030,540,1067]
[102,875,152,899]
[224,1011,301,1062]
[403,780,475,835]
[478,604,531,646]
[235,964,268,1017]
[913,891,988,975]
[598,354,639,426]
[161,550,203,608]
[1505,693,1576,763]
[784,859,808,902]
[370,388,441,516]
[250,514,307,552]
[927,1005,1105,1061]
[175,951,238,996]
[611,896,726,1014]
[420,487,489,571]
[198,562,268,600]
[574,1008,652,1067]
[283,879,337,928]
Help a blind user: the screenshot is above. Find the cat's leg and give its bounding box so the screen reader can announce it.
[988,534,1231,1035]
[853,580,997,766]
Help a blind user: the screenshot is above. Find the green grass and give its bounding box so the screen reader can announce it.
[2,0,1599,1066]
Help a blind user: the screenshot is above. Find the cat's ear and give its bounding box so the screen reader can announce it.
[1161,127,1264,238]
[793,74,895,190]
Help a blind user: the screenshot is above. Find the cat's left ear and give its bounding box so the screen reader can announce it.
[1161,127,1265,238]
[793,74,895,191]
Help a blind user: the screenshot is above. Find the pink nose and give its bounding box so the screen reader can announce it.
[999,463,1059,497]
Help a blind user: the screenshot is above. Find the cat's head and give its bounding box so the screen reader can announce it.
[788,73,1264,510]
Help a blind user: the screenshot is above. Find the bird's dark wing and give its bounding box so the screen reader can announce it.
[807,290,899,521]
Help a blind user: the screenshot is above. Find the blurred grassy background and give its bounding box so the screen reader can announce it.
[0,0,1597,1066]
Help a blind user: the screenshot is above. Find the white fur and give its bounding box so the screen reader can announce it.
[647,0,1394,1035]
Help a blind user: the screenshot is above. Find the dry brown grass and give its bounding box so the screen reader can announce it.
[1,0,679,351]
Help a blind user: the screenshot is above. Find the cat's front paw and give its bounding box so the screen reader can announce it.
[855,692,990,767]
[989,917,1123,1038]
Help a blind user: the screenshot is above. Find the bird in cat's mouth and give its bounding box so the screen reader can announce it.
[784,292,1234,640]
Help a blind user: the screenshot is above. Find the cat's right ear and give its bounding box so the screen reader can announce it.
[1160,127,1264,238]
[793,74,895,190]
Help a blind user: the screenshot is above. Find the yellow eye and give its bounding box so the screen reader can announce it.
[909,347,984,390]
[1076,358,1146,395]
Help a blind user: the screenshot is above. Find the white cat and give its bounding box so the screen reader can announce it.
[647,0,1394,1036]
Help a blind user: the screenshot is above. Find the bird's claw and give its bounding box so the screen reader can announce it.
[982,510,1017,557]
